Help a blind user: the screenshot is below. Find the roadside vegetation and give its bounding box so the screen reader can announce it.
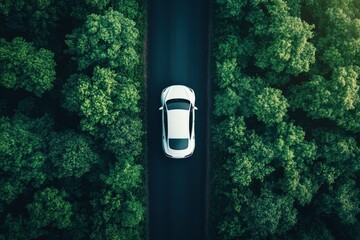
[0,0,147,239]
[210,0,359,239]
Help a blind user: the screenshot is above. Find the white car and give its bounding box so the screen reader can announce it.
[159,85,198,158]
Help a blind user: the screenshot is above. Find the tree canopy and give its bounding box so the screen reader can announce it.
[0,114,49,205]
[0,0,146,239]
[0,37,56,96]
[211,0,360,239]
[66,8,139,71]
[48,131,99,178]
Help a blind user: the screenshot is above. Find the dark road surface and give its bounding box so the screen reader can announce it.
[147,0,209,239]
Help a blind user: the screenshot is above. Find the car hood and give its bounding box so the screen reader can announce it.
[165,85,191,101]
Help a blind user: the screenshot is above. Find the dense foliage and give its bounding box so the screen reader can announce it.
[211,0,360,239]
[0,0,146,239]
[0,37,56,96]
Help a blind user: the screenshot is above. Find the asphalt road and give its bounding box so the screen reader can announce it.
[147,0,209,239]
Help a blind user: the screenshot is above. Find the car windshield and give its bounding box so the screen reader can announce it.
[166,99,190,110]
[169,138,188,150]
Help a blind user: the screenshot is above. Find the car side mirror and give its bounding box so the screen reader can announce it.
[159,106,163,110]
[194,106,198,110]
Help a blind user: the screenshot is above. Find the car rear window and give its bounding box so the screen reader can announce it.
[169,138,188,150]
[166,99,190,110]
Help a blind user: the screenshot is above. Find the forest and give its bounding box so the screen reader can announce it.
[0,0,147,239]
[210,0,359,239]
[0,0,359,239]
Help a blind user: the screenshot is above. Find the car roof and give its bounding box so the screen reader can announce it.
[167,109,189,139]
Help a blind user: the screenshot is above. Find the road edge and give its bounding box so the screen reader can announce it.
[143,1,150,239]
[204,0,212,239]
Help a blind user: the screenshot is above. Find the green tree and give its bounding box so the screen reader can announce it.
[245,189,297,238]
[0,114,51,204]
[214,69,288,125]
[0,0,146,239]
[2,215,31,240]
[290,66,359,132]
[0,0,58,47]
[213,86,242,116]
[84,0,111,11]
[219,124,275,187]
[247,0,316,77]
[66,8,139,71]
[215,58,239,89]
[27,188,72,235]
[271,122,318,205]
[62,0,141,22]
[305,0,360,71]
[0,37,56,96]
[104,116,143,157]
[213,70,258,117]
[312,128,359,185]
[316,179,360,225]
[62,66,141,136]
[90,158,145,239]
[212,115,246,148]
[48,131,99,178]
[215,0,247,18]
[284,217,335,240]
[216,35,255,70]
[211,0,359,239]
[251,87,289,125]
